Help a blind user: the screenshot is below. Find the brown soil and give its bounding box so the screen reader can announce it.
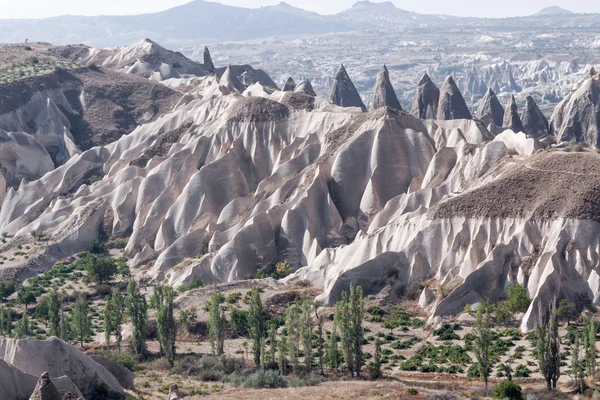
[281,92,315,111]
[228,96,290,123]
[432,151,600,222]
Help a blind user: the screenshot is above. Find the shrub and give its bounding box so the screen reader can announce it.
[115,240,128,250]
[514,364,531,378]
[226,292,242,304]
[433,324,460,340]
[87,240,106,254]
[171,355,243,380]
[103,351,135,371]
[243,370,287,389]
[177,279,205,293]
[507,284,530,313]
[492,380,523,400]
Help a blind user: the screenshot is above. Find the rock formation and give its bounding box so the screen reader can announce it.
[411,74,439,119]
[202,46,215,72]
[476,88,504,127]
[294,80,317,97]
[282,77,296,92]
[167,385,184,400]
[89,355,135,391]
[371,65,402,111]
[503,95,524,133]
[330,64,366,111]
[29,372,61,400]
[437,76,472,120]
[551,75,600,147]
[521,96,549,138]
[219,65,245,94]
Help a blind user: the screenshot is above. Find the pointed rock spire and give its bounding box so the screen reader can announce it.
[330,64,366,111]
[503,95,524,132]
[282,77,296,92]
[371,65,402,111]
[219,65,244,94]
[294,80,317,97]
[503,65,521,92]
[29,372,61,400]
[202,46,214,72]
[476,88,505,127]
[437,76,472,120]
[521,96,549,138]
[411,73,439,119]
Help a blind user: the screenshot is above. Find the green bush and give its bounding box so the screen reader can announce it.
[514,364,531,378]
[492,380,523,400]
[243,370,288,389]
[433,323,460,340]
[87,240,106,254]
[103,351,135,371]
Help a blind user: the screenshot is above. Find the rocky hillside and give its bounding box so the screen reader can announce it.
[1,39,600,335]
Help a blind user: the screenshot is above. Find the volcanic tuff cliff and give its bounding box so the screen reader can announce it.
[2,40,600,333]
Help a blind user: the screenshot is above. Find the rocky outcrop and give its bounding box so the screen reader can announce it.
[330,64,366,111]
[202,46,215,73]
[503,95,524,133]
[551,75,600,147]
[371,65,402,111]
[167,385,184,400]
[282,77,296,92]
[0,337,124,399]
[521,96,549,138]
[437,76,472,120]
[215,64,278,90]
[29,372,61,400]
[89,356,135,391]
[294,80,317,97]
[411,73,439,119]
[219,65,245,94]
[476,88,504,127]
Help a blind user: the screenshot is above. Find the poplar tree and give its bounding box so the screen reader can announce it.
[536,301,561,390]
[374,338,382,379]
[585,317,596,379]
[572,331,583,393]
[278,334,288,375]
[59,308,70,341]
[48,291,60,338]
[300,301,314,372]
[151,285,176,366]
[126,279,148,357]
[248,289,265,367]
[0,307,12,337]
[315,308,325,375]
[207,289,226,356]
[71,294,91,348]
[111,290,125,352]
[474,306,492,396]
[327,323,339,370]
[104,298,114,347]
[349,284,364,377]
[14,313,31,339]
[335,293,354,376]
[285,305,300,372]
[268,323,276,363]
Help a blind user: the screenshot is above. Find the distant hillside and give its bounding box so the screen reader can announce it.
[534,6,573,16]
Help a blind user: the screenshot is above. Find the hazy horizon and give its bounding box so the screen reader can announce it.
[0,0,597,20]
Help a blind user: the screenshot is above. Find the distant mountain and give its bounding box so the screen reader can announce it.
[0,0,594,48]
[534,6,573,16]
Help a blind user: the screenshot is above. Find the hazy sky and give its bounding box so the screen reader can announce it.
[0,0,597,19]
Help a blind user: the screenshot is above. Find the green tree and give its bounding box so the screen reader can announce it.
[17,286,36,310]
[35,296,50,327]
[110,289,125,351]
[348,284,364,377]
[374,338,382,379]
[278,334,288,375]
[48,291,60,337]
[274,260,293,278]
[268,323,277,363]
[507,284,531,313]
[557,299,575,325]
[300,300,314,372]
[285,305,301,372]
[178,307,198,332]
[83,255,118,285]
[572,330,583,393]
[327,323,340,370]
[230,307,249,336]
[0,281,16,301]
[14,313,31,339]
[492,380,523,400]
[474,306,493,396]
[0,307,12,337]
[126,279,148,357]
[495,301,513,325]
[71,293,91,348]
[248,289,266,367]
[315,309,325,375]
[59,308,70,341]
[207,290,226,356]
[536,301,561,390]
[103,297,115,347]
[584,317,596,379]
[151,285,177,366]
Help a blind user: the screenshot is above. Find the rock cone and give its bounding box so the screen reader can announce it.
[503,95,524,132]
[294,80,317,97]
[371,65,402,111]
[476,88,504,126]
[437,76,472,120]
[411,73,439,119]
[219,65,245,94]
[330,64,366,111]
[282,77,296,92]
[202,46,214,72]
[29,372,61,400]
[521,96,549,138]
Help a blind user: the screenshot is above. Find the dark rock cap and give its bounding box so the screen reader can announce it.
[282,77,296,92]
[521,95,549,138]
[220,65,245,93]
[29,372,61,400]
[294,79,317,97]
[202,46,215,72]
[437,75,472,120]
[476,88,504,127]
[371,65,402,111]
[503,95,524,133]
[411,73,439,119]
[330,64,366,111]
